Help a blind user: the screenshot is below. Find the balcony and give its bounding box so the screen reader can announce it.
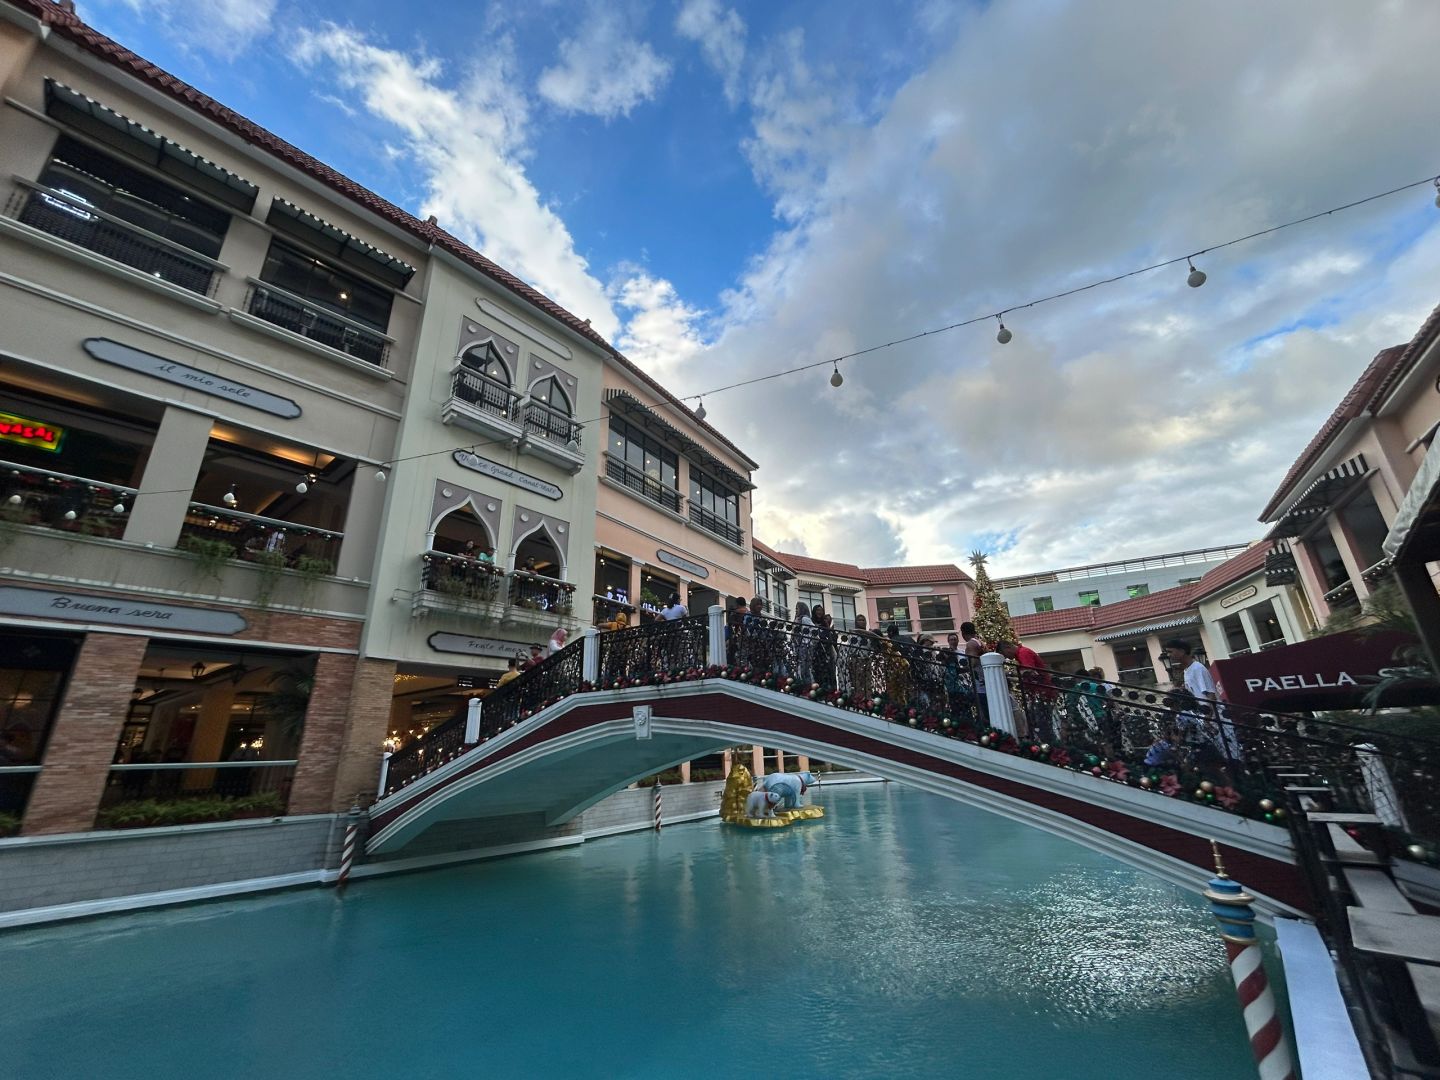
[412,551,507,619]
[688,502,744,546]
[442,367,523,445]
[520,397,584,473]
[604,456,681,514]
[7,177,222,297]
[1,459,135,539]
[242,280,391,368]
[179,503,342,572]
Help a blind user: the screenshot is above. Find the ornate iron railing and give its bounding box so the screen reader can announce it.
[452,367,520,422]
[420,550,505,601]
[604,456,681,513]
[509,569,578,615]
[180,502,342,568]
[382,714,467,795]
[687,503,743,545]
[244,281,391,367]
[375,613,1440,845]
[523,397,581,445]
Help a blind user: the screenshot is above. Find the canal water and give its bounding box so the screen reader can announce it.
[2,783,1278,1079]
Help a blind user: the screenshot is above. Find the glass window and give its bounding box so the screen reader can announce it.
[1219,614,1250,654]
[689,471,739,525]
[1126,584,1150,599]
[832,593,857,630]
[1178,576,1202,586]
[1340,487,1390,570]
[461,343,510,383]
[1307,531,1351,591]
[609,418,677,488]
[1033,596,1054,613]
[754,572,769,600]
[259,239,393,331]
[1250,599,1286,647]
[917,595,953,631]
[1078,590,1100,606]
[530,376,571,415]
[798,587,825,612]
[877,598,912,632]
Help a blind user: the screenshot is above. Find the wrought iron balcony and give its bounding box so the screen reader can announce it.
[9,178,222,296]
[0,459,136,539]
[688,502,743,546]
[509,569,578,617]
[443,367,523,443]
[522,398,581,446]
[418,551,506,607]
[179,503,342,569]
[243,281,391,367]
[605,456,681,514]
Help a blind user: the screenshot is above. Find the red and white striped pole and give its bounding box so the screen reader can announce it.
[1204,843,1295,1080]
[336,804,361,888]
[653,781,662,832]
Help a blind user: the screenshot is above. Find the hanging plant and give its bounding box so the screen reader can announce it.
[294,554,335,608]
[251,549,287,609]
[178,535,236,583]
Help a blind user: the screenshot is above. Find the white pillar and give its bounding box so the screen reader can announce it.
[123,406,213,547]
[464,697,481,744]
[582,625,599,683]
[376,751,392,800]
[707,604,725,666]
[980,652,1017,735]
[1236,607,1263,652]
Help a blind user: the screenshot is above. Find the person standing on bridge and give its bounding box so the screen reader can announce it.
[1164,639,1242,765]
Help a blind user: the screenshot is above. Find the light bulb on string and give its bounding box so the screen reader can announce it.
[1186,258,1207,288]
[112,501,126,514]
[695,398,707,421]
[374,466,388,482]
[6,494,20,506]
[222,485,238,508]
[995,316,1012,345]
[63,509,77,521]
[830,362,844,388]
[296,473,317,495]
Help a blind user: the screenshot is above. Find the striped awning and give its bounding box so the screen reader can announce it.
[1094,614,1200,643]
[268,198,415,286]
[1270,455,1368,537]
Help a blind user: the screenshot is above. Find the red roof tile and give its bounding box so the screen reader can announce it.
[752,539,796,573]
[1089,583,1197,630]
[773,551,867,581]
[1011,606,1099,637]
[1188,543,1268,600]
[859,564,972,585]
[10,0,759,470]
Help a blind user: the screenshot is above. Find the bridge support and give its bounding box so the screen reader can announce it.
[707,604,725,666]
[582,626,599,684]
[464,697,482,745]
[980,652,1018,736]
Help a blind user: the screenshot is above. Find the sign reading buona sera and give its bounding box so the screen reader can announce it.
[2,585,247,635]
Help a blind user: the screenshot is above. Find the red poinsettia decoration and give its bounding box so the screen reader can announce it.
[1106,759,1129,783]
[1213,786,1242,810]
[1159,773,1182,797]
[1047,747,1071,766]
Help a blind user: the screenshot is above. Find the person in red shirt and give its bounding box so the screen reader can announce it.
[999,639,1056,740]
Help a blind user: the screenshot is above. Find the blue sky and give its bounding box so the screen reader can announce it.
[79,0,1440,571]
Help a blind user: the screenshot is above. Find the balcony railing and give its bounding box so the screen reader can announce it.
[509,569,578,615]
[243,280,391,367]
[420,550,506,603]
[605,456,681,513]
[1,459,136,539]
[180,503,342,569]
[522,397,582,446]
[9,178,222,296]
[688,502,743,546]
[452,367,520,423]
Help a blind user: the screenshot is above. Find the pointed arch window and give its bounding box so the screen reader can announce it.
[530,375,572,415]
[461,342,511,385]
[455,342,518,420]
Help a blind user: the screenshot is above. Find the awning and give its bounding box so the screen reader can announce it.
[1269,454,1368,537]
[267,198,415,288]
[44,80,258,213]
[1094,614,1199,643]
[605,390,755,492]
[1383,443,1440,563]
[1212,629,1426,711]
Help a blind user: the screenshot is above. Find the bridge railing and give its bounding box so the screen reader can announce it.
[596,616,709,687]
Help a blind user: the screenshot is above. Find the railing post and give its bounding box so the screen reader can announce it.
[980,652,1017,735]
[376,751,392,800]
[464,697,482,745]
[583,626,600,683]
[707,604,725,666]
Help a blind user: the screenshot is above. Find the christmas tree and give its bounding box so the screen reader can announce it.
[969,551,1016,646]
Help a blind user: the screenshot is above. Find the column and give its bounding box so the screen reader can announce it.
[1236,607,1263,652]
[775,750,786,773]
[328,657,401,811]
[287,653,359,815]
[123,406,213,548]
[679,761,691,783]
[722,749,733,777]
[1326,515,1370,600]
[1394,560,1440,676]
[630,560,647,612]
[1092,642,1119,682]
[751,745,764,778]
[1079,645,1096,672]
[183,681,237,791]
[23,633,148,835]
[797,754,810,772]
[1291,539,1333,623]
[1144,634,1170,685]
[336,464,389,580]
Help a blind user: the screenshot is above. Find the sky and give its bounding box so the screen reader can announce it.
[81,0,1440,574]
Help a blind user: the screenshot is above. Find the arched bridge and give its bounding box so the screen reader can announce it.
[368,613,1434,918]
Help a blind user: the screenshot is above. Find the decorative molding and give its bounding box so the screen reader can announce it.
[475,297,574,360]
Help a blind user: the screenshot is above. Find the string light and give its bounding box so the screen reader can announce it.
[995,317,1012,345]
[694,398,706,421]
[112,501,126,514]
[222,485,238,507]
[830,362,843,387]
[375,466,388,482]
[1186,258,1207,288]
[1434,178,1440,209]
[295,473,317,494]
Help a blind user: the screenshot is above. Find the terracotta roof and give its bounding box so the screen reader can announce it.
[773,551,868,582]
[1188,543,1268,601]
[1010,606,1099,637]
[1089,583,1197,631]
[9,0,758,470]
[1259,344,1408,521]
[752,539,796,573]
[859,564,972,585]
[1369,299,1440,418]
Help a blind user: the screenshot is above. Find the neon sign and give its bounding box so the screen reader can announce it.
[0,411,65,452]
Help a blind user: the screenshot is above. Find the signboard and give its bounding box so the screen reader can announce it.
[1213,629,1422,710]
[1219,585,1258,609]
[656,549,709,579]
[0,585,247,635]
[83,338,303,419]
[0,411,64,452]
[428,632,532,660]
[452,450,562,501]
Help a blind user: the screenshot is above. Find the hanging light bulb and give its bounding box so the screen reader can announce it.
[830,361,844,388]
[112,501,126,514]
[1186,258,1207,288]
[63,509,77,521]
[6,494,20,506]
[296,473,317,495]
[374,467,388,482]
[222,485,238,507]
[695,398,707,421]
[995,316,1012,345]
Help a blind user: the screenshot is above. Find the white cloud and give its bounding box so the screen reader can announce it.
[109,0,276,57]
[609,269,709,386]
[537,9,671,120]
[675,0,746,104]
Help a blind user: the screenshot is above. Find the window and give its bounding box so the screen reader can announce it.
[772,579,789,617]
[460,343,511,384]
[529,375,572,415]
[259,239,393,331]
[1307,530,1351,591]
[1250,599,1286,648]
[1033,596,1054,613]
[754,571,769,600]
[798,586,825,613]
[877,598,912,633]
[689,470,742,544]
[1078,590,1100,606]
[1126,584,1150,599]
[1219,614,1250,655]
[1340,487,1390,570]
[831,593,857,630]
[606,417,679,512]
[917,595,954,631]
[1177,576,1202,586]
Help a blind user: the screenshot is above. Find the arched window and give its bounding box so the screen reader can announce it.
[529,375,571,415]
[460,343,510,385]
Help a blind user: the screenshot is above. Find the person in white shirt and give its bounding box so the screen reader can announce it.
[660,593,688,621]
[1164,639,1241,762]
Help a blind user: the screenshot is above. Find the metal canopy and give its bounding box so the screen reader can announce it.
[604,389,754,492]
[267,198,415,288]
[1093,614,1200,643]
[43,80,258,213]
[1384,443,1440,563]
[1269,454,1369,537]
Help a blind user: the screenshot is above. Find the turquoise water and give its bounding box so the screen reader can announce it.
[2,784,1278,1079]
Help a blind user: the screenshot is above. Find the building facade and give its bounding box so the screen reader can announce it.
[992,544,1249,618]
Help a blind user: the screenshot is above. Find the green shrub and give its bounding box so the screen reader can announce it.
[0,811,20,837]
[95,791,285,830]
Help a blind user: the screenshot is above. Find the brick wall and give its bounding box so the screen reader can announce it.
[22,633,148,835]
[286,651,358,815]
[329,657,397,812]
